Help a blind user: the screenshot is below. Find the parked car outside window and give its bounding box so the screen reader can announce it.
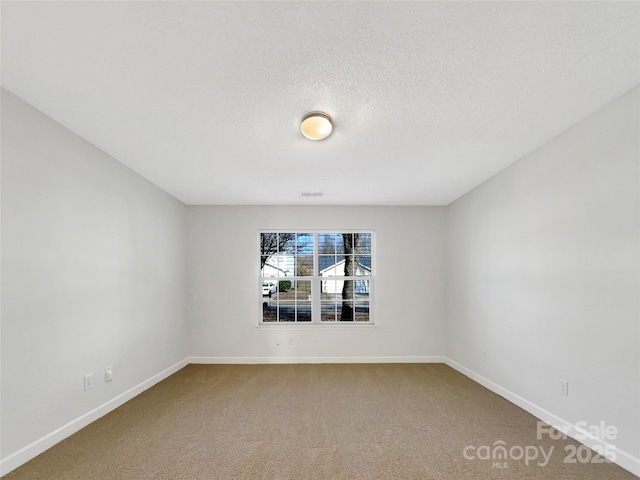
[262,282,277,297]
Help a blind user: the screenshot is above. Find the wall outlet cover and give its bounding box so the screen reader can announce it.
[84,374,93,391]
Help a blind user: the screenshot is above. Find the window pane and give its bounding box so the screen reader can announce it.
[296,233,314,254]
[278,301,295,322]
[295,255,313,276]
[341,279,355,301]
[296,281,311,322]
[321,279,342,297]
[260,233,280,276]
[275,255,291,276]
[260,256,275,276]
[278,233,294,253]
[263,256,282,277]
[319,255,345,276]
[343,256,358,276]
[260,233,278,256]
[339,301,354,321]
[335,233,348,254]
[297,302,312,322]
[261,281,278,298]
[354,279,370,295]
[276,282,294,302]
[355,233,371,254]
[355,299,370,322]
[321,300,337,322]
[319,255,334,274]
[355,256,371,276]
[277,279,292,294]
[296,280,312,300]
[319,233,336,254]
[262,299,277,322]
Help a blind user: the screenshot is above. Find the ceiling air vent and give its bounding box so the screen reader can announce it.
[300,192,324,197]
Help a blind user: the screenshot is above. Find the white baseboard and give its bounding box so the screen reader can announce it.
[4,356,638,478]
[0,355,438,476]
[0,358,189,477]
[188,355,446,364]
[444,357,640,478]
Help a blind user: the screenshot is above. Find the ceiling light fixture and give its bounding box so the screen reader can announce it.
[300,112,332,140]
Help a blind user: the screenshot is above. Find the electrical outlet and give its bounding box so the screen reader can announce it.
[84,374,93,391]
[288,336,294,345]
[560,380,569,396]
[104,367,113,382]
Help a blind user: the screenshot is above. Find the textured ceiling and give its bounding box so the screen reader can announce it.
[2,1,639,205]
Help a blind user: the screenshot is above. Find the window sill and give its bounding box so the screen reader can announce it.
[257,324,376,331]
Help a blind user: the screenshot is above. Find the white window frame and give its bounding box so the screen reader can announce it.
[259,231,374,325]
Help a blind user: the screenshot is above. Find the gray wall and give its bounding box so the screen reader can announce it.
[446,86,639,463]
[187,206,446,360]
[1,90,188,459]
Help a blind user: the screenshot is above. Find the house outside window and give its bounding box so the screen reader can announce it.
[260,232,373,324]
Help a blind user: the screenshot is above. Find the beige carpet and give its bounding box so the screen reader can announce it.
[3,364,637,479]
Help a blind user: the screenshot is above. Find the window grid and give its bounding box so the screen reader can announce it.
[260,232,373,324]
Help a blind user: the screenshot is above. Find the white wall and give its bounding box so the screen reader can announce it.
[0,90,188,468]
[446,86,640,468]
[187,206,446,361]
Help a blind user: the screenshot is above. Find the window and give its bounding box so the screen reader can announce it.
[260,232,373,324]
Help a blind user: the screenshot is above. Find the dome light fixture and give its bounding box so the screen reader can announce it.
[300,112,332,140]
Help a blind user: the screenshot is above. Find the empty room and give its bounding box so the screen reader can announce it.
[1,1,638,479]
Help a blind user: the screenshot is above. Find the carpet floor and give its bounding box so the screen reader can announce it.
[3,363,637,479]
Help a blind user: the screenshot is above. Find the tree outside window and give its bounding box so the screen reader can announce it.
[260,232,372,324]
